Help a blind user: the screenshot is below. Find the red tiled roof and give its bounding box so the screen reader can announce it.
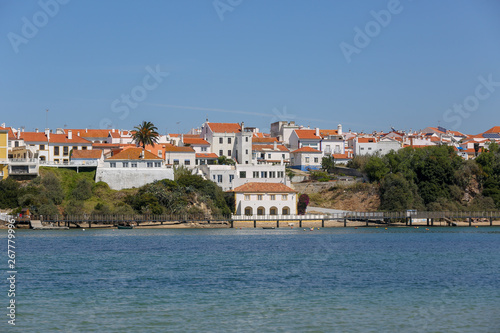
[163,144,195,153]
[72,150,102,159]
[107,148,162,160]
[232,182,296,193]
[252,144,289,152]
[294,129,321,140]
[196,153,218,159]
[357,137,377,143]
[484,126,500,134]
[291,147,322,153]
[183,138,210,145]
[67,129,111,138]
[20,132,91,144]
[253,133,265,138]
[332,153,351,159]
[252,137,279,144]
[92,143,136,148]
[319,129,339,138]
[207,123,241,133]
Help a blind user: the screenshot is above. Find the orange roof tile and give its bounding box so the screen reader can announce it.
[183,138,210,145]
[196,153,218,158]
[232,182,296,193]
[319,129,339,138]
[484,126,500,134]
[67,129,111,138]
[163,144,195,153]
[207,123,242,133]
[332,153,350,159]
[253,132,265,138]
[357,137,377,143]
[107,147,162,160]
[294,129,321,140]
[291,147,322,153]
[252,144,289,152]
[20,132,91,144]
[72,150,102,159]
[92,143,136,148]
[252,137,279,144]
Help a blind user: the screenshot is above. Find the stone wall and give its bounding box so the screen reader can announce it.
[96,167,174,190]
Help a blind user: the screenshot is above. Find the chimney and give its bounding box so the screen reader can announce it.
[273,140,277,150]
[35,128,39,133]
[315,127,319,137]
[17,128,20,139]
[241,122,245,132]
[85,128,88,133]
[77,131,80,136]
[337,124,342,136]
[68,130,73,140]
[45,128,50,140]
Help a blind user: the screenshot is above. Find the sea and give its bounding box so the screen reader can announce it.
[1,227,500,332]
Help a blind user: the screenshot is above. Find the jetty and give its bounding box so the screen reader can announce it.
[30,220,69,230]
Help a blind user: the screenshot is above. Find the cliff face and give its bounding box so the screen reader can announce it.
[303,183,380,211]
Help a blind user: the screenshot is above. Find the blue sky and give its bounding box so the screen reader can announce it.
[1,0,499,135]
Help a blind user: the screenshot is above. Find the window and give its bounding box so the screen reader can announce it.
[244,195,250,201]
[123,162,129,168]
[184,160,190,165]
[173,160,179,165]
[270,207,277,215]
[260,171,267,178]
[73,146,78,152]
[258,195,263,200]
[278,171,284,178]
[147,162,153,168]
[229,175,234,183]
[110,162,116,168]
[131,162,137,167]
[244,207,252,216]
[282,154,285,159]
[158,151,162,157]
[305,157,310,163]
[14,141,19,148]
[54,159,60,163]
[239,171,246,178]
[227,150,231,156]
[269,171,276,178]
[39,144,45,151]
[268,154,271,159]
[63,146,69,156]
[219,138,223,144]
[201,147,207,152]
[282,195,288,201]
[253,171,259,178]
[368,147,372,150]
[217,175,223,183]
[54,146,60,155]
[219,150,223,156]
[245,137,249,142]
[360,147,364,150]
[257,207,265,215]
[228,138,231,144]
[245,149,248,154]
[82,146,87,150]
[282,207,290,215]
[155,162,161,167]
[314,157,318,163]
[270,195,275,200]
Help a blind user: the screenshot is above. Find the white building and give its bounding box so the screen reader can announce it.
[232,182,297,216]
[201,122,253,164]
[163,144,196,168]
[252,141,290,165]
[289,128,321,150]
[270,121,300,145]
[290,147,323,171]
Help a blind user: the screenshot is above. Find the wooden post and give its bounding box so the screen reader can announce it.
[344,217,346,227]
[276,220,279,228]
[431,218,434,226]
[427,218,429,226]
[254,220,256,228]
[490,217,493,226]
[299,220,302,228]
[366,219,368,227]
[469,217,472,227]
[405,217,408,226]
[321,219,324,228]
[230,220,234,228]
[409,217,412,226]
[88,221,91,228]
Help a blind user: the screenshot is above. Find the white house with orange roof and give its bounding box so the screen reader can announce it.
[96,147,173,190]
[201,121,253,164]
[182,137,211,154]
[270,121,300,145]
[289,128,322,150]
[163,144,196,167]
[252,141,290,165]
[232,182,297,216]
[290,146,323,171]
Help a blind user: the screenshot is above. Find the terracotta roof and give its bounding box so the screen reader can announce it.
[163,144,195,153]
[253,133,265,138]
[252,144,289,152]
[291,147,322,153]
[2,127,17,140]
[207,123,242,133]
[107,147,162,160]
[319,129,339,138]
[294,129,321,140]
[484,126,500,134]
[357,137,377,143]
[196,153,218,159]
[183,138,210,145]
[449,130,467,137]
[66,129,111,138]
[109,132,120,138]
[72,150,102,159]
[232,182,296,193]
[92,143,136,148]
[252,137,278,144]
[332,153,351,159]
[20,132,91,144]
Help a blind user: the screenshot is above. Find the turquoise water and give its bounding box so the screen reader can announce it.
[2,227,500,332]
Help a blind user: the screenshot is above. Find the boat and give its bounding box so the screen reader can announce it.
[117,224,134,229]
[262,227,275,229]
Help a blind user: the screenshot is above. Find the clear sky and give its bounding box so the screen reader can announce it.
[1,0,499,135]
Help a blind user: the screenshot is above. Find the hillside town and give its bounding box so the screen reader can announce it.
[1,120,499,217]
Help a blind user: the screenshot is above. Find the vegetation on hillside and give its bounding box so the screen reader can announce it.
[0,166,233,217]
[347,144,500,211]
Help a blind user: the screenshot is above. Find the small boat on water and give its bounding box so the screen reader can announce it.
[117,224,134,229]
[262,227,275,229]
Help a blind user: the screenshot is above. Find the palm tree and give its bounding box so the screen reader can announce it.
[132,121,160,149]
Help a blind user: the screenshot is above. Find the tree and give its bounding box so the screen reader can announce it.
[321,156,335,173]
[132,121,160,149]
[71,178,92,201]
[217,155,235,165]
[297,194,310,215]
[364,156,389,183]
